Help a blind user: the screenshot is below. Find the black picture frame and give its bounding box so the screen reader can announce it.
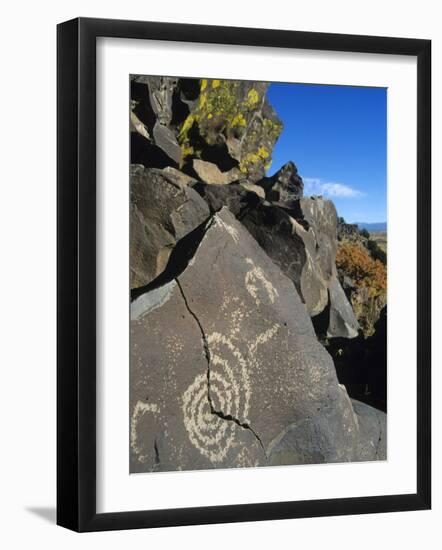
[57,17,431,532]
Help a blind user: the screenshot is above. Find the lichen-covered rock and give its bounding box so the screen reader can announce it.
[130,209,377,473]
[130,76,283,183]
[177,79,283,182]
[258,161,304,207]
[130,164,209,289]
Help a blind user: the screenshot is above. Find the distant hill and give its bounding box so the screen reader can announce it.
[354,222,387,232]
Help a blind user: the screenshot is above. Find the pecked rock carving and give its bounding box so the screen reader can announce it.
[130,209,383,472]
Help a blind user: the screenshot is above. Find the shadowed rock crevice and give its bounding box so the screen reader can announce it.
[175,277,267,457]
[131,215,214,301]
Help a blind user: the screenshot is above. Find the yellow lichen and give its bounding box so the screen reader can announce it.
[257,146,269,159]
[180,143,195,159]
[178,114,197,138]
[177,80,282,179]
[245,88,259,107]
[231,113,247,127]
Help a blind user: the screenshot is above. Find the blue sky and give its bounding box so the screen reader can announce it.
[267,83,387,223]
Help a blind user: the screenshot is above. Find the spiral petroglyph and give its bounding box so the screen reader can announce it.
[182,332,251,463]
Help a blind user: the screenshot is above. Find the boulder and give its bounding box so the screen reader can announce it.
[152,122,182,165]
[240,198,359,338]
[352,399,387,460]
[193,182,260,217]
[259,161,304,207]
[192,159,239,185]
[240,181,266,199]
[130,208,373,473]
[178,79,283,182]
[130,164,210,289]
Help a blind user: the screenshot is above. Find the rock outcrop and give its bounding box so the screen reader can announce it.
[240,197,359,339]
[130,164,209,289]
[131,76,283,183]
[131,209,384,472]
[258,161,304,207]
[129,75,387,473]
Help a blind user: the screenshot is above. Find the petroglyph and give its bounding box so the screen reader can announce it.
[214,216,240,244]
[182,333,252,462]
[245,257,278,306]
[131,400,160,462]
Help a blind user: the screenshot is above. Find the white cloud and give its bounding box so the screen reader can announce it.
[303,178,365,198]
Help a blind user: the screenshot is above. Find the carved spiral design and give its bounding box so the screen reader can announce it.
[182,333,251,463]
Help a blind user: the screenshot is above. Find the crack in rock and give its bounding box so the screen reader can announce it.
[175,277,267,459]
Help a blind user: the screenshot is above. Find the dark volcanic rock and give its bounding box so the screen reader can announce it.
[259,161,304,207]
[240,197,359,338]
[240,203,307,299]
[152,122,182,165]
[130,208,374,473]
[130,164,209,289]
[178,79,283,182]
[193,182,260,217]
[352,399,386,460]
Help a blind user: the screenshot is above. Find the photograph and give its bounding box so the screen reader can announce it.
[129,76,388,473]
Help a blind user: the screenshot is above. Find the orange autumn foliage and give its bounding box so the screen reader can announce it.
[336,242,387,298]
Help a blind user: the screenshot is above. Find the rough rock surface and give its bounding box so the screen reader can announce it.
[130,209,377,472]
[178,79,283,182]
[130,76,282,182]
[130,164,209,289]
[352,399,386,460]
[258,161,304,207]
[240,197,359,338]
[192,159,240,185]
[193,182,260,217]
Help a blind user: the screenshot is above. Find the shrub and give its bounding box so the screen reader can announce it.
[366,239,387,265]
[336,242,387,298]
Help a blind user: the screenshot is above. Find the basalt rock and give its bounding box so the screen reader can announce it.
[258,161,304,207]
[178,80,283,182]
[130,164,210,289]
[130,77,283,181]
[193,182,260,217]
[192,159,240,185]
[130,209,378,473]
[240,197,359,339]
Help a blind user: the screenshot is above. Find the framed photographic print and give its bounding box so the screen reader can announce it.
[57,17,431,531]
